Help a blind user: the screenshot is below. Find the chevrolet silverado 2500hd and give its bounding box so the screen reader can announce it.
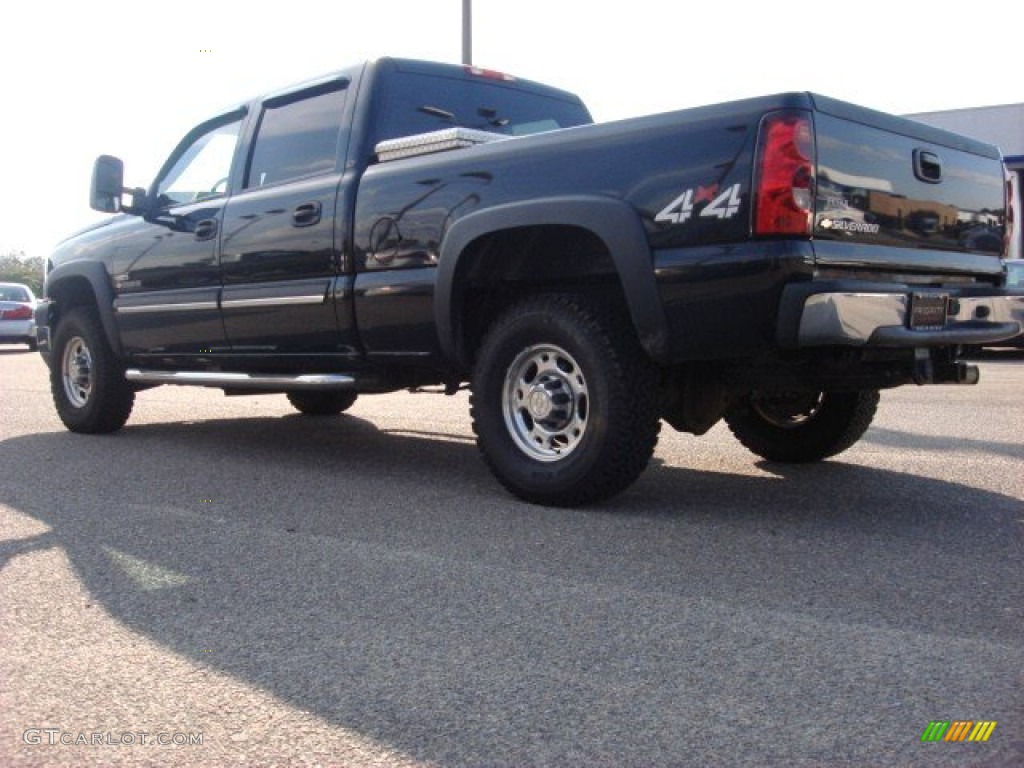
[36,58,1024,505]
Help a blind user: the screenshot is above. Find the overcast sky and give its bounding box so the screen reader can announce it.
[1,0,1019,259]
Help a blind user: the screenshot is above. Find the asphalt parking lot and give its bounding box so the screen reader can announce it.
[1,348,1021,767]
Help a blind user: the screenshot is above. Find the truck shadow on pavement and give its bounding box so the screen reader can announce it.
[2,414,1022,766]
[862,426,1024,462]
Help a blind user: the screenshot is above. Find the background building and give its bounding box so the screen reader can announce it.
[907,103,1023,259]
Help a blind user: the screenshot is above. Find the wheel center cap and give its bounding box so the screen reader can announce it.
[73,355,90,384]
[527,387,554,419]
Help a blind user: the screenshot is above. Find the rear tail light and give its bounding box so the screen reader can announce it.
[2,305,32,320]
[754,111,815,236]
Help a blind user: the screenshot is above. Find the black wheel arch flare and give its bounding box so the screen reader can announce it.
[435,195,670,369]
[44,260,124,359]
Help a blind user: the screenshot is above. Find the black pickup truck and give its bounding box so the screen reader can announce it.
[36,58,1024,505]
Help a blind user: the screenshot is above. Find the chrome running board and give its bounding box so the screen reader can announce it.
[125,369,356,391]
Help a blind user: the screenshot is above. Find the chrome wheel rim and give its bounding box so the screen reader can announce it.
[751,392,825,429]
[503,344,589,462]
[62,336,94,408]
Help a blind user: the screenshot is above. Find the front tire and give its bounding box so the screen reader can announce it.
[724,389,879,463]
[286,390,358,416]
[471,294,660,507]
[50,306,135,433]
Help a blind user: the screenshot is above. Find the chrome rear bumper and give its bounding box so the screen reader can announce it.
[780,284,1024,348]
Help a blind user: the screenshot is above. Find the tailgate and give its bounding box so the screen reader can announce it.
[811,95,1007,277]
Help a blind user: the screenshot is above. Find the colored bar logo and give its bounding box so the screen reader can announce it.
[921,721,997,742]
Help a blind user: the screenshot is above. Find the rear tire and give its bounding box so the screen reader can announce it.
[725,389,879,463]
[286,390,358,416]
[50,306,134,433]
[471,294,660,507]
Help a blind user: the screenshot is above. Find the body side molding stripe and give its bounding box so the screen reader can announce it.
[220,295,326,309]
[115,301,219,314]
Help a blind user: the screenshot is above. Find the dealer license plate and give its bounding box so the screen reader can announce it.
[909,293,949,330]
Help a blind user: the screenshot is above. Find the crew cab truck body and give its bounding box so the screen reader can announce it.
[37,58,1024,505]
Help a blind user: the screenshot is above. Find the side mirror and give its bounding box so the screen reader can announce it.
[90,155,126,213]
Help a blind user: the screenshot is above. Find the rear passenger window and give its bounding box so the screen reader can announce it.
[246,83,347,189]
[376,71,592,146]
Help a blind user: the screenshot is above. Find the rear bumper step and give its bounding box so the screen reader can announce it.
[125,369,356,391]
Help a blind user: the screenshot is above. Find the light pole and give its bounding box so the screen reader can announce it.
[462,0,472,65]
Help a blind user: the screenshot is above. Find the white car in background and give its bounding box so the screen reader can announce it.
[1007,260,1024,289]
[1002,261,1024,348]
[0,282,38,351]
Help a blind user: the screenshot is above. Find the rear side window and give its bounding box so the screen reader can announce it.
[376,71,591,146]
[246,83,347,189]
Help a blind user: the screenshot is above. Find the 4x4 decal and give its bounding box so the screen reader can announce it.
[655,183,743,224]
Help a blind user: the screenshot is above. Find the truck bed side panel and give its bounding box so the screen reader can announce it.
[352,96,813,360]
